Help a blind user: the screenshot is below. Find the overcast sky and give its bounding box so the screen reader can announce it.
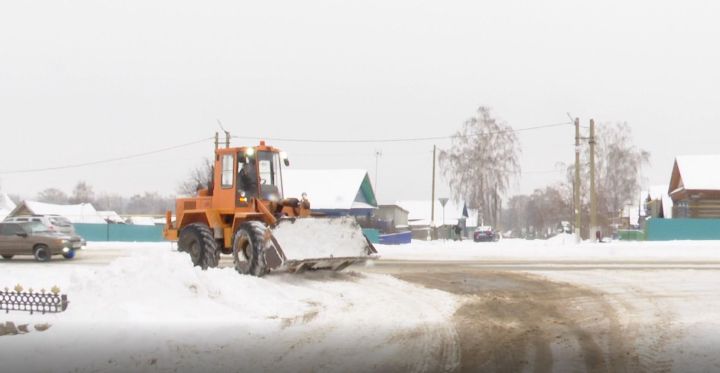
[1,0,718,203]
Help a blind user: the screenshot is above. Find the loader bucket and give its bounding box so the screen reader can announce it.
[263,216,378,272]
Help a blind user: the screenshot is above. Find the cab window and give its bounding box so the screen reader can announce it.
[221,154,234,188]
[257,151,283,200]
[238,156,258,198]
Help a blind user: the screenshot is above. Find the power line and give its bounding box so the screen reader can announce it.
[0,120,572,175]
[231,122,571,144]
[0,137,213,175]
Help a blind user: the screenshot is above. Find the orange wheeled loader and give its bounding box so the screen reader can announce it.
[163,140,377,276]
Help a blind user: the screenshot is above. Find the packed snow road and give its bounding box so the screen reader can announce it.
[3,238,720,372]
[363,260,720,372]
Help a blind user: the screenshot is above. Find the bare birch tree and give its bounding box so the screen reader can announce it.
[37,188,69,204]
[593,122,650,222]
[567,122,649,233]
[178,158,214,196]
[69,181,95,204]
[439,106,520,226]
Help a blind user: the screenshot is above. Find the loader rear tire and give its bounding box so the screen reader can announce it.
[178,223,220,270]
[232,222,269,277]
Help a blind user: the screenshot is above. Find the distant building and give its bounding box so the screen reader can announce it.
[643,185,673,220]
[668,155,720,218]
[373,204,409,233]
[396,200,477,240]
[8,200,106,224]
[282,169,377,216]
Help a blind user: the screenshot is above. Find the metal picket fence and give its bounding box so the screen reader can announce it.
[1,285,69,314]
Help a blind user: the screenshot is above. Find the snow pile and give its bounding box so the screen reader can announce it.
[272,217,371,259]
[0,243,457,372]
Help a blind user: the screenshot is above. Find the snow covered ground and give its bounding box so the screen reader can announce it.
[377,234,720,262]
[535,268,720,372]
[4,238,720,372]
[0,243,458,373]
[377,237,720,372]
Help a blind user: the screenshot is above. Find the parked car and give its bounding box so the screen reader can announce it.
[0,222,83,261]
[473,226,497,242]
[4,214,85,246]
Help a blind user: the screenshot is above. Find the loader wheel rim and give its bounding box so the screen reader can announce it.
[189,241,202,266]
[232,223,268,277]
[233,233,252,274]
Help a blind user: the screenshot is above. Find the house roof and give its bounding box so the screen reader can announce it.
[9,200,107,224]
[282,169,377,211]
[669,155,720,194]
[396,199,475,227]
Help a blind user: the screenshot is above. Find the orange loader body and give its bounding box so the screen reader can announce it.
[163,141,377,276]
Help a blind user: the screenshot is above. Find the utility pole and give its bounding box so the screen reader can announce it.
[574,118,582,243]
[216,119,230,148]
[589,119,597,241]
[214,132,219,150]
[431,145,436,226]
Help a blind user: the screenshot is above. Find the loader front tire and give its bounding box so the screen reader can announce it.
[232,222,269,277]
[178,223,220,270]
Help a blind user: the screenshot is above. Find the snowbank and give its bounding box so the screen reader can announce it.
[0,243,458,372]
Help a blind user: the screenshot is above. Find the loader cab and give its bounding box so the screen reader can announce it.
[214,143,288,208]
